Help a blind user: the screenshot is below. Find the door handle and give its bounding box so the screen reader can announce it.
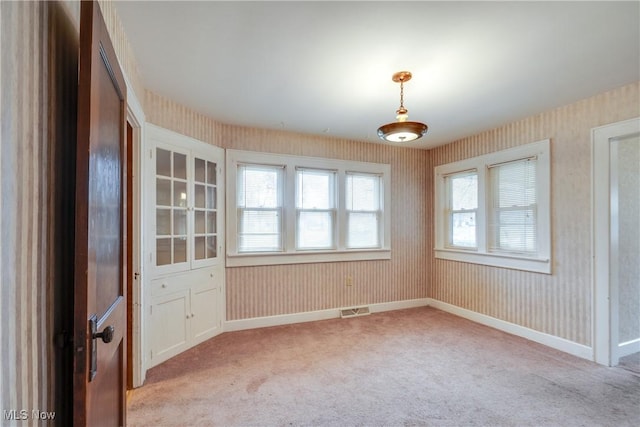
[88,315,115,381]
[93,325,115,343]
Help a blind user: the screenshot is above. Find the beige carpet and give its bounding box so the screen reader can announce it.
[127,307,639,426]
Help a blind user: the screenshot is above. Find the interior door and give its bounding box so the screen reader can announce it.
[593,117,640,366]
[610,132,640,365]
[73,1,128,425]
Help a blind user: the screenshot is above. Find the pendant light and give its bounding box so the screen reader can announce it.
[377,71,428,143]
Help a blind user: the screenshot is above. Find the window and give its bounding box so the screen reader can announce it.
[434,139,550,273]
[296,168,336,250]
[445,170,478,249]
[227,150,391,266]
[346,173,382,249]
[237,164,283,252]
[488,157,537,254]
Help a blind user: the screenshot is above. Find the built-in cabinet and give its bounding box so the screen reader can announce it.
[145,124,225,367]
[149,266,223,364]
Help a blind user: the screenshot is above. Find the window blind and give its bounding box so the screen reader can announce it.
[296,168,336,249]
[346,173,381,248]
[237,164,283,252]
[488,157,537,254]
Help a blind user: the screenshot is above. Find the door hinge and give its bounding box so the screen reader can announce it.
[55,331,73,349]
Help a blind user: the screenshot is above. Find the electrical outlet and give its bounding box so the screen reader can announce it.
[346,275,353,286]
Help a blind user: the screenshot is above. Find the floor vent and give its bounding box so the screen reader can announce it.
[340,306,371,318]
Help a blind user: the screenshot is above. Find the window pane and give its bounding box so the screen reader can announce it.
[173,181,187,207]
[156,148,171,177]
[490,209,536,253]
[156,208,171,235]
[446,171,478,248]
[194,158,206,183]
[156,178,171,206]
[297,169,335,209]
[194,210,205,234]
[238,165,281,208]
[156,238,171,266]
[173,152,187,179]
[207,187,216,209]
[451,212,476,247]
[450,173,477,210]
[207,236,217,258]
[173,237,187,263]
[346,174,380,211]
[207,161,216,185]
[194,236,205,260]
[173,209,187,236]
[238,209,282,252]
[239,234,281,252]
[237,164,283,252]
[207,211,216,233]
[494,160,536,207]
[194,184,206,208]
[297,211,333,249]
[347,212,379,248]
[489,158,537,253]
[239,210,280,233]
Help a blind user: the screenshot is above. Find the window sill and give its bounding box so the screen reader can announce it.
[227,248,391,267]
[435,248,551,274]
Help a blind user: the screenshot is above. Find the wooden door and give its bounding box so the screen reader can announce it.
[73,1,127,425]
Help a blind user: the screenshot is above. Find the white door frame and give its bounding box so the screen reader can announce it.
[125,76,146,386]
[592,117,640,366]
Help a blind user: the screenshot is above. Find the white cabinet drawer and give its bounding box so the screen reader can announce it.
[150,267,221,297]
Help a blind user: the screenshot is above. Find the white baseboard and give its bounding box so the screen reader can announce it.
[223,298,594,363]
[428,299,593,361]
[223,298,430,332]
[618,338,640,358]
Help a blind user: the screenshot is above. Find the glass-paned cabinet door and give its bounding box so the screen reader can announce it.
[155,146,190,270]
[151,138,224,274]
[192,155,220,268]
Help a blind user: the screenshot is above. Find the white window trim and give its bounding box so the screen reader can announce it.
[226,150,391,267]
[434,139,551,274]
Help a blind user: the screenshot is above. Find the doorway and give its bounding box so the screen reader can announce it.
[125,84,146,388]
[593,117,640,367]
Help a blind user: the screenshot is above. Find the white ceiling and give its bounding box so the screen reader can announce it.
[114,1,640,149]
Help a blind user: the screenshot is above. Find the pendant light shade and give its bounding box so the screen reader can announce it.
[377,71,428,143]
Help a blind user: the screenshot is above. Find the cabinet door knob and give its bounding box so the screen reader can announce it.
[161,283,167,288]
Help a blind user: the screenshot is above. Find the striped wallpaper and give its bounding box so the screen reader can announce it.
[2,1,56,422]
[144,90,218,146]
[430,83,640,346]
[97,0,145,104]
[2,0,639,420]
[0,0,145,423]
[145,92,432,321]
